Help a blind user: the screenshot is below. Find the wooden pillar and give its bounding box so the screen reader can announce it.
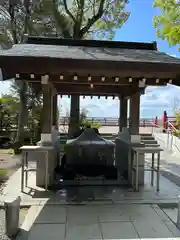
[41,76,53,143]
[69,94,80,136]
[52,93,58,127]
[36,77,56,188]
[129,91,140,135]
[119,96,127,132]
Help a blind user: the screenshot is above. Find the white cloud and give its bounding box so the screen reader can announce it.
[169,54,179,58]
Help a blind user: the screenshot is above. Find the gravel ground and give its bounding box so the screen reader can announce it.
[0,208,28,240]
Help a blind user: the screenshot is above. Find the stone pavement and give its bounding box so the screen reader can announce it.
[146,149,180,184]
[151,131,180,187]
[1,164,180,208]
[18,203,180,240]
[1,126,180,239]
[163,207,178,223]
[1,145,180,205]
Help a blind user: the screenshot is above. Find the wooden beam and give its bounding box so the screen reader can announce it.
[1,56,179,80]
[31,82,142,95]
[13,73,169,86]
[27,36,156,50]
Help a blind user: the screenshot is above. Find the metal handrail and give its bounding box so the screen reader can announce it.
[167,121,179,133]
[150,121,173,150]
[167,120,180,153]
[151,120,180,153]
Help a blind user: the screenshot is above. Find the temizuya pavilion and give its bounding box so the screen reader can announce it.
[0,37,180,190]
[1,36,180,142]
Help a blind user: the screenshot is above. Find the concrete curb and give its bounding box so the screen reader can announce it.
[160,169,180,188]
[0,199,178,207]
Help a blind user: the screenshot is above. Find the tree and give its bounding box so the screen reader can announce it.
[10,80,43,142]
[0,0,48,146]
[35,0,129,135]
[0,89,43,145]
[153,0,180,50]
[34,0,129,39]
[10,78,42,141]
[65,107,101,129]
[0,1,29,145]
[0,94,19,134]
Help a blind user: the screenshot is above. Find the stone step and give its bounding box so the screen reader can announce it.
[141,140,158,144]
[144,144,160,147]
[140,133,153,137]
[141,136,155,140]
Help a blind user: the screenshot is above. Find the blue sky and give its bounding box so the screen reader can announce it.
[0,0,180,118]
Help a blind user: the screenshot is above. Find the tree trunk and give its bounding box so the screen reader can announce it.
[15,81,28,146]
[68,95,80,136]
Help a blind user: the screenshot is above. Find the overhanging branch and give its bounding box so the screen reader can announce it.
[63,0,76,23]
[79,0,106,38]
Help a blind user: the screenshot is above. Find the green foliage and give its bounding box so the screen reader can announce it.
[175,110,180,125]
[0,169,8,175]
[78,108,101,129]
[0,94,19,133]
[67,107,101,129]
[172,129,180,137]
[0,89,42,146]
[153,0,180,50]
[0,0,129,44]
[171,109,180,136]
[82,119,101,129]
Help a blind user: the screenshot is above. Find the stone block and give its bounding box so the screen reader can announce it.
[4,196,21,238]
[36,147,56,188]
[115,138,145,185]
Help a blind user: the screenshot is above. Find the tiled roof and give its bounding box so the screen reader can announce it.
[0,43,180,65]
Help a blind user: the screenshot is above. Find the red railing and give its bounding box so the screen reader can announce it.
[59,116,176,127]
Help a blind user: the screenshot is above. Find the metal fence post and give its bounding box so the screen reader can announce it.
[170,134,173,152]
[151,117,154,134]
[177,196,180,229]
[4,196,21,238]
[167,131,169,149]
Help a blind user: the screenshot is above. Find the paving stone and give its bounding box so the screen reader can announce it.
[152,205,172,222]
[101,221,139,239]
[65,223,102,240]
[116,204,160,222]
[20,203,180,239]
[98,205,130,222]
[28,223,65,240]
[140,239,174,240]
[163,208,178,223]
[34,206,66,224]
[133,218,174,238]
[163,220,180,237]
[67,206,98,225]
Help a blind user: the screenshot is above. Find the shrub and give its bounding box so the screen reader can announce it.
[172,129,180,137]
[0,169,8,175]
[81,120,101,129]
